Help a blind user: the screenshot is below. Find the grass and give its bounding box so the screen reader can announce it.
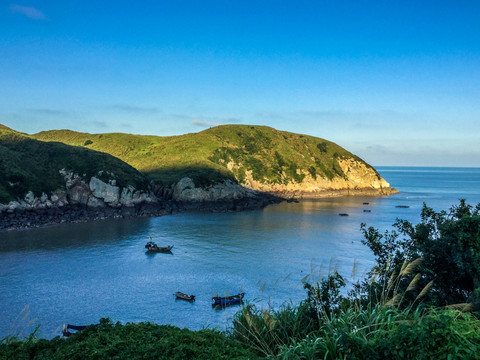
[0,318,258,360]
[230,269,480,359]
[274,307,480,360]
[230,254,480,359]
[32,124,381,187]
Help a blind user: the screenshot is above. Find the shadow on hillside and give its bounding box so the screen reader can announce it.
[145,165,237,188]
[145,165,285,205]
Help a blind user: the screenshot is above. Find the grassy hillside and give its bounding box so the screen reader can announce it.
[33,125,380,187]
[0,125,149,204]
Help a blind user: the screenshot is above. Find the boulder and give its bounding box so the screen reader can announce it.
[87,196,106,208]
[89,177,120,204]
[68,183,91,205]
[24,191,36,205]
[172,177,260,202]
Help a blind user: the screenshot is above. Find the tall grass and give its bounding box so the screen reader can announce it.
[1,305,40,344]
[231,258,480,359]
[276,307,480,360]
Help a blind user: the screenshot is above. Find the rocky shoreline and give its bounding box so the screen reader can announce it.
[0,193,282,232]
[266,187,400,199]
[0,171,397,232]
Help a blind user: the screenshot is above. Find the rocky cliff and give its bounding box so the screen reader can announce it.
[236,157,396,198]
[0,169,162,230]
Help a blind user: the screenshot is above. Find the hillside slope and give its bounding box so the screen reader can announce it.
[33,125,395,197]
[0,124,150,204]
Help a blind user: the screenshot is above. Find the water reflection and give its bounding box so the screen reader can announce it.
[0,217,151,252]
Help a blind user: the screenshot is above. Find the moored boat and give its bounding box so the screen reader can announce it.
[62,324,88,337]
[145,241,173,253]
[174,292,195,301]
[212,292,245,306]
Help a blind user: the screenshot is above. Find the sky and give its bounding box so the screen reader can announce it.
[1,1,479,167]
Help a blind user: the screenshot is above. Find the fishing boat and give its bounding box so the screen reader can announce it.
[145,241,173,253]
[212,292,245,306]
[174,292,195,301]
[62,324,88,337]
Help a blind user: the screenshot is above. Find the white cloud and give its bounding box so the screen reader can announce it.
[9,4,46,20]
[192,119,222,127]
[191,117,242,127]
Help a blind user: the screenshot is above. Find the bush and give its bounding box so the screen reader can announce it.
[316,142,328,153]
[361,200,480,308]
[0,319,258,360]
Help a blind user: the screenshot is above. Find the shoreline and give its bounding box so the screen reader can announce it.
[266,187,399,199]
[0,187,397,232]
[0,194,283,232]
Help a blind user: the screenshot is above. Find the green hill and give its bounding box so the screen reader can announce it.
[0,124,393,204]
[32,125,388,192]
[0,125,149,203]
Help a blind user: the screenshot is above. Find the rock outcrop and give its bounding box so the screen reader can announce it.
[170,177,282,212]
[0,172,281,231]
[56,169,158,208]
[0,169,159,229]
[235,158,397,198]
[173,177,262,202]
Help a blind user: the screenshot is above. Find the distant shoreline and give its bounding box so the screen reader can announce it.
[0,188,398,232]
[0,195,281,232]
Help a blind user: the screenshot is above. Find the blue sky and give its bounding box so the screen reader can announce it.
[1,1,479,166]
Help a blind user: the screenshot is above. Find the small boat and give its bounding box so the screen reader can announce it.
[174,292,195,301]
[62,324,88,337]
[212,292,245,306]
[338,213,349,216]
[363,202,370,205]
[395,205,410,208]
[145,241,173,253]
[363,209,371,213]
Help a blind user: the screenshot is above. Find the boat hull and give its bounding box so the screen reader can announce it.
[174,292,195,301]
[212,293,245,305]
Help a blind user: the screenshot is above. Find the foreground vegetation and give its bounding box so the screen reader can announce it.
[2,201,479,359]
[231,200,480,359]
[0,319,257,360]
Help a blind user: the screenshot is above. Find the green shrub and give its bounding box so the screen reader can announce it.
[360,200,480,308]
[317,142,328,153]
[0,319,258,360]
[274,151,285,168]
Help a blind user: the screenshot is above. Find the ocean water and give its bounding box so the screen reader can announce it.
[0,166,479,339]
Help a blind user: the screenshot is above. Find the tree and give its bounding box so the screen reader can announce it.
[361,200,480,308]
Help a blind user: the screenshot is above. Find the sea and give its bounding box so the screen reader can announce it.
[0,166,479,339]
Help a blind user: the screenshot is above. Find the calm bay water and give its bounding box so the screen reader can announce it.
[1,166,479,339]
